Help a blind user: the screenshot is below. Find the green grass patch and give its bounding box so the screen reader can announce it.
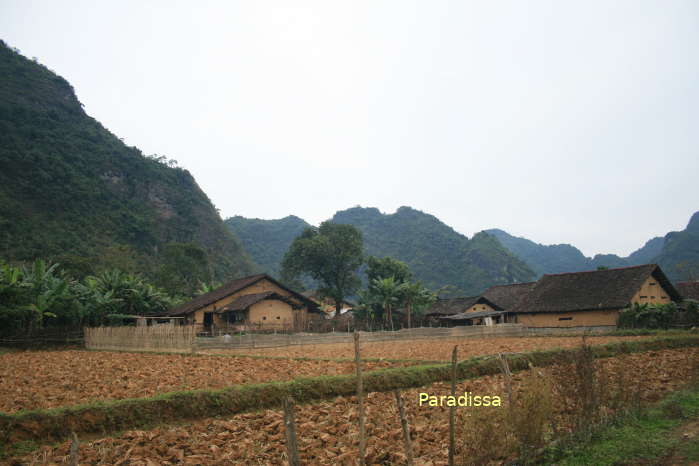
[545,386,699,465]
[1,334,697,451]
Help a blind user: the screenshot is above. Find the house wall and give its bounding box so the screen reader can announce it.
[465,302,495,313]
[630,276,672,305]
[247,300,298,328]
[516,309,620,328]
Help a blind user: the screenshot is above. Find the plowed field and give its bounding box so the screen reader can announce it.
[9,347,698,466]
[0,351,408,414]
[212,335,651,361]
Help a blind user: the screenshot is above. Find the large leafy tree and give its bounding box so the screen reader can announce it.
[281,222,364,315]
[366,256,412,285]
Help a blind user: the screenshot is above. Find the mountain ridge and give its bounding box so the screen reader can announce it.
[0,40,258,284]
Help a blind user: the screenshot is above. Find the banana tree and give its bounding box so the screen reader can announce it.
[371,276,402,331]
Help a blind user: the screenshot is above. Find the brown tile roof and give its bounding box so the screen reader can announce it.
[167,273,316,316]
[511,264,680,314]
[481,282,536,310]
[425,296,501,316]
[677,281,699,301]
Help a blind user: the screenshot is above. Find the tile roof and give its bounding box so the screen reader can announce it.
[481,282,537,310]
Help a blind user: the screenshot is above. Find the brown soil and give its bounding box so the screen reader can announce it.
[8,347,698,466]
[0,350,408,414]
[209,335,652,361]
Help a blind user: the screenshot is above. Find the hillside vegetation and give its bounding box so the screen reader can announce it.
[0,41,257,287]
[331,206,536,295]
[224,215,310,278]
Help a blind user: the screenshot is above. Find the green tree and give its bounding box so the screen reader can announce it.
[281,222,363,315]
[366,256,412,285]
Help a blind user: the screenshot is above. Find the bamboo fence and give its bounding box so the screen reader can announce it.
[84,325,196,353]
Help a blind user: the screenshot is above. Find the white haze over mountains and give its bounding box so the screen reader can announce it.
[2,1,698,257]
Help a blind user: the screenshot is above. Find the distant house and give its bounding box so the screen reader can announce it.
[167,274,322,333]
[302,291,354,318]
[427,296,502,325]
[677,281,699,302]
[510,264,681,328]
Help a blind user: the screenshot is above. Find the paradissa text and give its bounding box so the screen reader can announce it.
[419,392,502,407]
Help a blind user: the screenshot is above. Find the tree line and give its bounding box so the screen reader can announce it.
[0,259,181,336]
[281,221,437,329]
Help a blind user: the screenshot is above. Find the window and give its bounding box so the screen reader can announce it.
[649,282,656,286]
[662,296,668,299]
[640,296,647,299]
[651,296,656,299]
[276,316,280,320]
[262,316,266,320]
[559,317,573,321]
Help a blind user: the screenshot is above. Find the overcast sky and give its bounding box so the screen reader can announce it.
[2,1,698,257]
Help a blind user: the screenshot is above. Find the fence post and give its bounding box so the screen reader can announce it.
[394,390,414,465]
[354,331,366,465]
[449,345,457,466]
[283,396,300,466]
[69,432,79,466]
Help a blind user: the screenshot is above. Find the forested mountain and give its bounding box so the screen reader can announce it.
[487,211,699,281]
[0,41,258,287]
[331,206,537,295]
[656,212,699,281]
[224,215,311,277]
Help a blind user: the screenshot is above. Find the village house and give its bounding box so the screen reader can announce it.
[166,273,322,334]
[427,296,501,326]
[433,282,535,326]
[510,264,681,328]
[677,281,699,302]
[302,291,355,318]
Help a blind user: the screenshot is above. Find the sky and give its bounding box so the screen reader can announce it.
[2,1,698,257]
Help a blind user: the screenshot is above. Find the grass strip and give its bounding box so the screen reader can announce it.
[1,334,697,450]
[544,385,699,465]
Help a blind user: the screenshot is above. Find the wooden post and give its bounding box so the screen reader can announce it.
[69,431,79,466]
[283,396,300,466]
[449,345,457,466]
[497,353,513,406]
[354,331,366,465]
[394,390,414,465]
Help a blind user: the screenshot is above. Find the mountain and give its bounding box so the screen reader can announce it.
[655,211,699,281]
[0,41,257,283]
[487,211,699,281]
[224,215,311,277]
[485,229,591,275]
[627,236,665,265]
[331,206,537,295]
